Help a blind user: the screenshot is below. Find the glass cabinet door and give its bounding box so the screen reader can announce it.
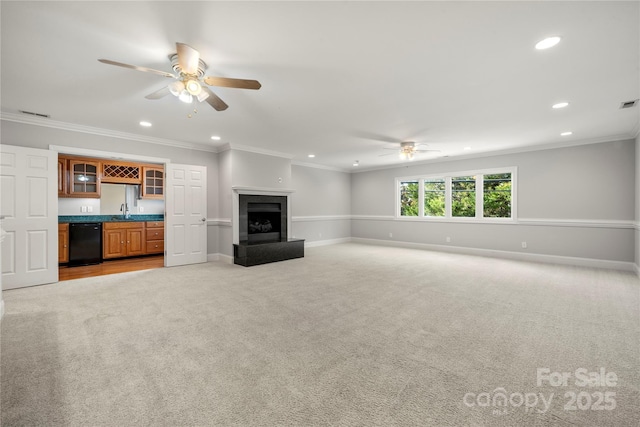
[68,160,101,197]
[143,166,164,199]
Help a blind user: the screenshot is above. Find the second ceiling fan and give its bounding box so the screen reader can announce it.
[99,42,261,111]
[382,141,440,160]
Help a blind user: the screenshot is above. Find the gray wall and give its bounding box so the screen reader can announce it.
[291,165,351,243]
[231,149,292,189]
[351,140,636,264]
[216,150,233,257]
[636,135,640,268]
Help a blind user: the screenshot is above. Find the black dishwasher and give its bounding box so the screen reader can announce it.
[69,223,103,266]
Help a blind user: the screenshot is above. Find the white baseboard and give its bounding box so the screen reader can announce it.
[207,253,233,264]
[351,237,636,272]
[634,263,640,278]
[305,237,352,248]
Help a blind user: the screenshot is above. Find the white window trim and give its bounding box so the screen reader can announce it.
[396,167,517,222]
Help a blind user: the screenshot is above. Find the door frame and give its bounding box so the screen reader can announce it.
[50,145,170,266]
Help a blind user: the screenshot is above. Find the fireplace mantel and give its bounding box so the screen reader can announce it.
[232,186,295,196]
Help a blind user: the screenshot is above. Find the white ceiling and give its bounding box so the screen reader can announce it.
[1,1,638,171]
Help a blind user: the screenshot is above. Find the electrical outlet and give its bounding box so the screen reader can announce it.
[521,241,527,249]
[446,236,451,243]
[389,232,393,238]
[81,206,87,213]
[319,232,322,238]
[87,206,93,213]
[139,206,144,213]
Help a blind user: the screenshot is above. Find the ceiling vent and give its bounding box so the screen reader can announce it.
[619,99,639,109]
[19,110,50,118]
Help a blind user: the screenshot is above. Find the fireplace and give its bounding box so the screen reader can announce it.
[234,193,304,266]
[239,195,287,243]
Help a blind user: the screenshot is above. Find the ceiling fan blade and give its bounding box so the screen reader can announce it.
[201,87,228,111]
[98,59,175,78]
[176,43,200,75]
[145,86,171,100]
[204,76,261,90]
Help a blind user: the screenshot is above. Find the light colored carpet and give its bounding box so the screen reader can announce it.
[1,243,639,426]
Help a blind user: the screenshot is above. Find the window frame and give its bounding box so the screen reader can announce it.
[395,167,517,222]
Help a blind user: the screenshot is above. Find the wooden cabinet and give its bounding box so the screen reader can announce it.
[103,228,126,259]
[102,161,142,184]
[56,156,103,198]
[58,155,163,199]
[145,221,164,254]
[58,158,68,196]
[142,166,164,199]
[58,223,69,263]
[103,222,145,259]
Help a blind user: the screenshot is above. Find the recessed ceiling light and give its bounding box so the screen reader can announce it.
[211,136,221,140]
[560,131,573,136]
[535,36,561,50]
[464,147,472,151]
[308,154,315,158]
[139,121,152,127]
[353,160,359,167]
[552,102,569,109]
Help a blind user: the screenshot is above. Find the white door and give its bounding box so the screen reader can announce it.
[1,145,58,289]
[165,164,207,267]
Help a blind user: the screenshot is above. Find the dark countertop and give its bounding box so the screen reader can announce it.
[59,214,164,223]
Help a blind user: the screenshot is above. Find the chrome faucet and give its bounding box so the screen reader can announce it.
[120,203,131,219]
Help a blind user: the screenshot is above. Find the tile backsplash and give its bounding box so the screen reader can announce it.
[58,198,164,216]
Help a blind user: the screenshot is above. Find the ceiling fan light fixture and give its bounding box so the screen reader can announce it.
[178,89,193,103]
[186,79,202,95]
[169,80,185,96]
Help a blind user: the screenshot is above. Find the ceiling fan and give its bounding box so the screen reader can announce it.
[98,42,261,111]
[381,141,440,160]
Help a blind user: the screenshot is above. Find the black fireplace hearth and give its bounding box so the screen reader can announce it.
[234,194,304,266]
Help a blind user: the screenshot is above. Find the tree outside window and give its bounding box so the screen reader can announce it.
[483,173,512,218]
[424,178,445,216]
[400,180,419,216]
[452,176,476,217]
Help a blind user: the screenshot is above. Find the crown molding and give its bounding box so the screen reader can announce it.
[631,120,640,139]
[0,111,217,153]
[218,142,294,159]
[351,133,638,173]
[291,160,351,173]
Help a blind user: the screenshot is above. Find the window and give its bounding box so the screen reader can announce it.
[452,175,476,217]
[424,178,445,217]
[483,173,512,218]
[400,180,419,216]
[397,168,515,220]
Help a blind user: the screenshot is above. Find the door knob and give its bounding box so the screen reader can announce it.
[201,218,206,222]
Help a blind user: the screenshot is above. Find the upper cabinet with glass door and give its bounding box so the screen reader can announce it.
[68,159,101,198]
[142,166,164,199]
